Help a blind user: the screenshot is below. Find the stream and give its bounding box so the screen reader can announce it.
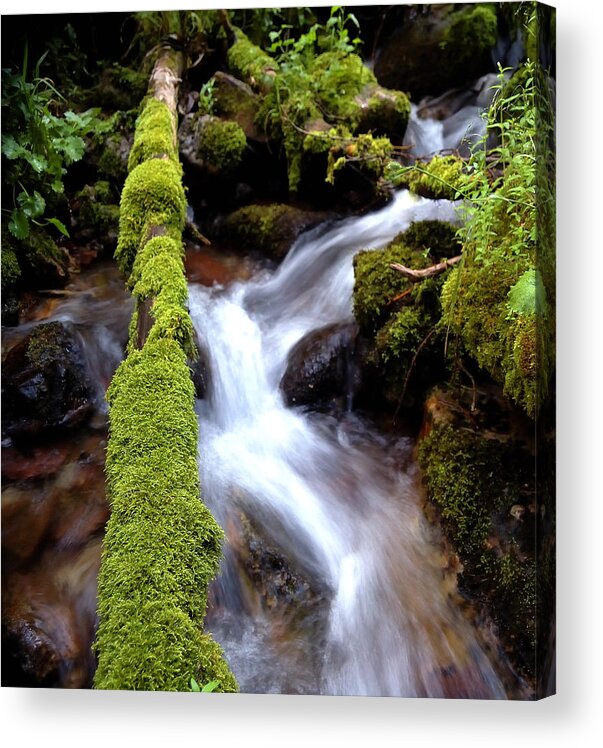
[190,110,508,695]
[2,92,516,696]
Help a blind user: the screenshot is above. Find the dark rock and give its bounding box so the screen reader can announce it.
[280,322,359,408]
[374,4,498,99]
[1,443,70,482]
[2,542,101,688]
[212,71,265,142]
[1,321,95,442]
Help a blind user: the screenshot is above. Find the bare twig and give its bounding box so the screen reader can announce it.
[393,326,438,421]
[390,254,462,283]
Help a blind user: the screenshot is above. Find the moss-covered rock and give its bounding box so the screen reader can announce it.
[1,239,21,291]
[355,84,411,141]
[1,320,94,441]
[352,226,451,408]
[402,220,461,259]
[211,71,263,140]
[75,181,120,239]
[417,389,537,686]
[196,116,247,174]
[217,203,329,262]
[374,3,498,98]
[393,155,467,200]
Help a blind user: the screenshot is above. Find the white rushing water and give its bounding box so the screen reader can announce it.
[189,185,507,697]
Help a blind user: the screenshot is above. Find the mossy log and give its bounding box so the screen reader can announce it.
[94,43,237,692]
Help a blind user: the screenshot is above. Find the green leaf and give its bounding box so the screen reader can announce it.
[1,134,24,159]
[59,135,86,163]
[22,150,48,173]
[18,189,45,218]
[46,217,70,237]
[507,268,548,318]
[201,680,220,692]
[190,677,201,692]
[8,209,29,239]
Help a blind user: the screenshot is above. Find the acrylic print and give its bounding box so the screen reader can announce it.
[1,3,556,699]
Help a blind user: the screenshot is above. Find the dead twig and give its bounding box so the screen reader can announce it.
[393,326,438,421]
[390,254,462,283]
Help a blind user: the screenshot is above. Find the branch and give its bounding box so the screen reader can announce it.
[390,254,462,283]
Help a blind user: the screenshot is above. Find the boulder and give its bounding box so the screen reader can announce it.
[1,321,94,442]
[374,4,498,99]
[215,203,331,263]
[280,322,359,408]
[211,71,265,142]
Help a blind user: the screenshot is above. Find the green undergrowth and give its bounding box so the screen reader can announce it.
[386,59,555,417]
[227,9,410,193]
[95,61,236,690]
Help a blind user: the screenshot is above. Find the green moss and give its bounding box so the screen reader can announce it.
[419,424,504,557]
[128,99,178,171]
[310,51,374,129]
[418,420,537,664]
[1,241,21,290]
[130,236,194,354]
[401,220,461,260]
[352,238,428,333]
[115,158,186,279]
[443,4,498,66]
[76,182,120,236]
[227,28,277,91]
[196,116,247,173]
[94,338,236,691]
[396,155,467,200]
[212,72,260,134]
[97,80,237,691]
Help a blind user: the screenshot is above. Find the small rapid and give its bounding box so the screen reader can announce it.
[189,186,506,697]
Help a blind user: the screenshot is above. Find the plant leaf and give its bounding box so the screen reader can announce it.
[18,189,46,218]
[46,217,70,237]
[507,268,547,317]
[201,680,220,692]
[190,677,201,692]
[9,209,29,239]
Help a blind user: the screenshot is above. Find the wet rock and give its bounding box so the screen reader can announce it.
[417,385,541,689]
[2,542,102,688]
[184,245,238,287]
[1,443,70,482]
[216,203,331,262]
[374,4,498,99]
[1,321,95,442]
[212,71,265,142]
[280,322,359,408]
[234,511,329,619]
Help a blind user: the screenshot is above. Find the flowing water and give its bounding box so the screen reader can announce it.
[189,180,507,697]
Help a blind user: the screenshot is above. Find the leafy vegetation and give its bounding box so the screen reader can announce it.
[386,59,555,417]
[1,47,105,241]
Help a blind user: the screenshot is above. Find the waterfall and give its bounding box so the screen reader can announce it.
[188,188,506,698]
